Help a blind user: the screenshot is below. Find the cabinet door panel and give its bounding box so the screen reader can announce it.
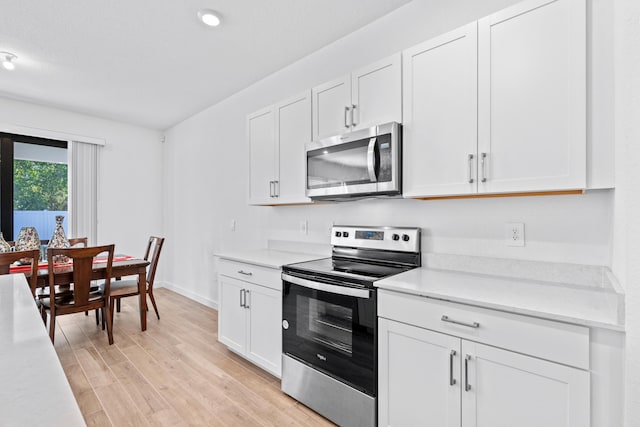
[218,276,247,354]
[276,91,312,204]
[246,283,282,377]
[312,75,351,140]
[378,318,461,427]
[478,0,586,193]
[248,108,276,204]
[462,341,589,427]
[351,53,402,131]
[403,23,478,197]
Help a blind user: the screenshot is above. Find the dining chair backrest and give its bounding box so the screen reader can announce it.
[68,237,88,248]
[47,245,114,306]
[0,249,40,296]
[144,236,165,287]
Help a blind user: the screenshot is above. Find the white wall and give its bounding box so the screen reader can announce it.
[611,0,640,424]
[0,97,163,257]
[163,0,616,308]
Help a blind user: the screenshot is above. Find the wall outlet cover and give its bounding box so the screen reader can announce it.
[505,222,525,247]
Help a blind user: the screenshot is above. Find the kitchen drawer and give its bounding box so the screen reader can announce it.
[218,259,282,291]
[378,289,589,369]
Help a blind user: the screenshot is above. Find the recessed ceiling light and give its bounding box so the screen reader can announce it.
[198,9,221,27]
[1,52,17,71]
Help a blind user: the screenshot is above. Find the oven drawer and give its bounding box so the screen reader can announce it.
[378,289,589,369]
[218,259,282,291]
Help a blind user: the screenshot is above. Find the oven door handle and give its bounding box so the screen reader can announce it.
[282,273,371,299]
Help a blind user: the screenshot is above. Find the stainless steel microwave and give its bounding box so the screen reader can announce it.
[305,122,401,200]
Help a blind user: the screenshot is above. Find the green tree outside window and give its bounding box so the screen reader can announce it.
[14,160,68,211]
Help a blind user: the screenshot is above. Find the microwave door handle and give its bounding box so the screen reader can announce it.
[367,137,378,182]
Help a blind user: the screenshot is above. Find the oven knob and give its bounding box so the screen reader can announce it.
[282,319,289,330]
[335,231,342,237]
[402,234,410,242]
[343,231,349,238]
[392,234,400,241]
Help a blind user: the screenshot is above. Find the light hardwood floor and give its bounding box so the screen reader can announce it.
[53,288,335,426]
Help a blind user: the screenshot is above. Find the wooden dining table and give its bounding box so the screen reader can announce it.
[11,256,151,331]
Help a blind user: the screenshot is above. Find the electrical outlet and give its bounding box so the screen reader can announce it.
[300,220,308,235]
[505,222,525,247]
[230,219,236,232]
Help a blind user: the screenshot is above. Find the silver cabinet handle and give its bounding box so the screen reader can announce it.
[351,104,357,127]
[240,289,245,308]
[237,270,253,276]
[464,354,472,391]
[244,290,250,309]
[449,350,457,386]
[269,180,274,197]
[274,180,279,197]
[441,315,480,329]
[480,152,487,182]
[344,106,351,128]
[468,154,474,183]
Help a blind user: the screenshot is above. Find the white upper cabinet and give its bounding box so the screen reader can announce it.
[477,0,586,193]
[248,107,276,205]
[403,0,587,198]
[351,54,402,131]
[248,91,311,205]
[275,91,312,204]
[312,53,401,140]
[312,75,351,140]
[403,22,478,198]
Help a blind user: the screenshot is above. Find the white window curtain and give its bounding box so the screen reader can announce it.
[69,141,98,245]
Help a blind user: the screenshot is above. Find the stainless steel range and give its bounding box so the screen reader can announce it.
[281,226,421,427]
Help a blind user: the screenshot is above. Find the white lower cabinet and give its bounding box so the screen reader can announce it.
[218,260,282,377]
[378,291,590,427]
[378,319,461,427]
[461,340,589,427]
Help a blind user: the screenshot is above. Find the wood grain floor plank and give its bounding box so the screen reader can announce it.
[53,287,334,426]
[83,409,113,427]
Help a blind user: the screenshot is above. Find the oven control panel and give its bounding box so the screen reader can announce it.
[331,226,420,253]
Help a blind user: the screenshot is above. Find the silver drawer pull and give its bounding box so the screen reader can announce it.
[237,270,253,276]
[441,315,480,329]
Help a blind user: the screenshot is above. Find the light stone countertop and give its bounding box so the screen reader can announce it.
[215,249,325,269]
[0,274,86,426]
[375,254,624,331]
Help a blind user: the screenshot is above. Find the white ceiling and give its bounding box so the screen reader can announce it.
[0,0,411,130]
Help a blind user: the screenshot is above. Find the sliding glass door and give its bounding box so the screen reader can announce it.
[0,133,68,240]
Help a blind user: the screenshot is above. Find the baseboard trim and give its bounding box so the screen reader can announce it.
[156,281,218,310]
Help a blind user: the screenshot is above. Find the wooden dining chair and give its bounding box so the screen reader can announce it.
[110,236,165,320]
[41,245,115,344]
[0,249,40,297]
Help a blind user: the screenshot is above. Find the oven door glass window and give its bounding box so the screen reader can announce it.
[282,280,376,396]
[299,297,354,355]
